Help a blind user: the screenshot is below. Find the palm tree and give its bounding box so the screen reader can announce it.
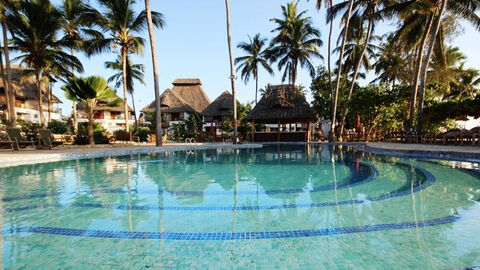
[224,0,238,143]
[62,76,119,145]
[0,0,16,127]
[447,65,480,100]
[8,0,83,127]
[373,35,409,86]
[59,0,101,134]
[269,2,323,86]
[144,0,163,146]
[313,0,334,106]
[235,34,273,105]
[328,0,354,141]
[105,55,146,129]
[85,0,164,132]
[330,0,385,137]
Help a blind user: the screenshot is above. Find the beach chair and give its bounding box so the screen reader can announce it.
[439,129,463,145]
[0,134,14,151]
[38,129,64,149]
[460,127,480,145]
[6,128,35,150]
[111,131,139,144]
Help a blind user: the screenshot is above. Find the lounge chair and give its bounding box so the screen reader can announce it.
[111,131,140,144]
[6,128,35,150]
[38,129,64,149]
[459,127,480,145]
[438,129,464,145]
[0,134,14,151]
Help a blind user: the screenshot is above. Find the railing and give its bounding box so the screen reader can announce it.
[185,137,196,144]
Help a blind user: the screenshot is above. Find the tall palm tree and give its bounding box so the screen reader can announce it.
[0,0,16,127]
[224,0,238,143]
[330,0,384,137]
[105,55,146,128]
[144,0,163,146]
[269,2,323,86]
[235,34,273,105]
[59,0,101,134]
[8,0,83,127]
[85,0,164,131]
[446,65,480,100]
[313,0,334,99]
[62,76,119,145]
[328,0,354,141]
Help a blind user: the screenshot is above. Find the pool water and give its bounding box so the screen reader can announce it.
[1,145,480,269]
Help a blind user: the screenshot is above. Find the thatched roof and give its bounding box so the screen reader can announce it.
[202,91,233,117]
[77,98,133,113]
[141,78,211,115]
[0,65,62,103]
[246,84,316,123]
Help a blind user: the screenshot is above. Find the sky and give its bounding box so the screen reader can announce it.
[42,0,480,117]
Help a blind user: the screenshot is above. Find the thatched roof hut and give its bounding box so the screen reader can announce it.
[141,78,211,115]
[0,65,62,103]
[246,84,316,123]
[202,91,233,117]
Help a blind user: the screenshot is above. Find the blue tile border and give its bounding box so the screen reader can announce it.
[2,215,459,240]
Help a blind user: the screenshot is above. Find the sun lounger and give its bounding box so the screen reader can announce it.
[0,135,14,151]
[111,131,140,144]
[6,128,35,150]
[38,129,64,149]
[459,127,480,145]
[439,129,464,145]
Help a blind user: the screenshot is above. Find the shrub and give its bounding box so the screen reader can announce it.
[135,126,150,142]
[47,120,69,134]
[75,122,110,144]
[17,120,41,133]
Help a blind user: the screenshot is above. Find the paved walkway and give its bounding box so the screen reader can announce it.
[366,142,480,153]
[0,143,261,168]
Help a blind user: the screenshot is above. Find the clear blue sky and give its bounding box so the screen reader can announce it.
[44,0,480,116]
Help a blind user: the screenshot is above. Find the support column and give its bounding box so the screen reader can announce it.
[251,121,255,142]
[306,122,311,142]
[277,120,280,142]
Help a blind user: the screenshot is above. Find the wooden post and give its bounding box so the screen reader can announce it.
[251,121,255,142]
[277,121,281,142]
[306,122,311,142]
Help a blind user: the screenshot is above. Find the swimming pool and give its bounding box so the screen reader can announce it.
[1,144,479,268]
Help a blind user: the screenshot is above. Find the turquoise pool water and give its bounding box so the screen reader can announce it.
[1,144,480,269]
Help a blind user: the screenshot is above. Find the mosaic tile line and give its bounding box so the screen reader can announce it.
[2,215,459,240]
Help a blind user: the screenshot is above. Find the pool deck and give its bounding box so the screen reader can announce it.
[1,142,479,168]
[0,143,262,168]
[361,142,480,161]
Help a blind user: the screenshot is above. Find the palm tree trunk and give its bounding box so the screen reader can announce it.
[327,15,334,101]
[0,42,10,122]
[292,60,298,86]
[339,19,373,137]
[87,100,95,145]
[71,48,78,135]
[417,0,448,138]
[330,0,354,142]
[35,71,46,127]
[47,78,52,123]
[407,14,434,130]
[2,19,15,127]
[145,0,163,146]
[255,74,258,105]
[121,48,129,132]
[225,0,238,143]
[130,92,138,129]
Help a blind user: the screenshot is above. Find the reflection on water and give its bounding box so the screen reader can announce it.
[0,145,480,268]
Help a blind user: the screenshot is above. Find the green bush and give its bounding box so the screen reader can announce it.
[75,122,110,144]
[47,120,69,134]
[135,126,150,142]
[17,120,41,133]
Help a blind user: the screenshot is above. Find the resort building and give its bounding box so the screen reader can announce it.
[76,99,135,132]
[246,84,316,142]
[141,78,211,126]
[202,91,234,136]
[0,66,62,123]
